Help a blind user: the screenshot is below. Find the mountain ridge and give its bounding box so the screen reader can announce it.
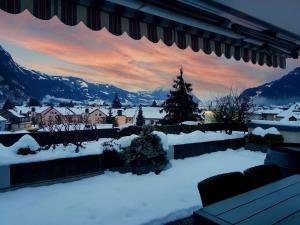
[0,45,200,106]
[240,67,300,105]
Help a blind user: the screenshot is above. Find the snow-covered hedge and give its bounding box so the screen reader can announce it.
[247,127,284,145]
[0,130,246,166]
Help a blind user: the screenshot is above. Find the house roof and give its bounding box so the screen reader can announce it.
[277,103,300,118]
[1,0,299,68]
[54,107,75,116]
[141,107,166,119]
[8,109,25,118]
[0,115,7,122]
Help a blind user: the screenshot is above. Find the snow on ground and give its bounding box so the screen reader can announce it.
[0,149,265,225]
[252,127,280,137]
[0,131,245,165]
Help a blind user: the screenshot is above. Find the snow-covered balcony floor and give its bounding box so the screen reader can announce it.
[0,149,265,225]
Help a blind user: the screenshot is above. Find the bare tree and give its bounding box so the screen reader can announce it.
[213,89,252,134]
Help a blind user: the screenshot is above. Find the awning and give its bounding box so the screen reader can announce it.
[1,0,299,69]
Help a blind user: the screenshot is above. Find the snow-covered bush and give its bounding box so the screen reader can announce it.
[102,140,124,169]
[247,127,284,145]
[124,126,167,174]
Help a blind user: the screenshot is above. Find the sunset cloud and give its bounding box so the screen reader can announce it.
[0,9,299,100]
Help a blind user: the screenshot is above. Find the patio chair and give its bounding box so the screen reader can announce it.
[243,164,284,190]
[197,172,248,207]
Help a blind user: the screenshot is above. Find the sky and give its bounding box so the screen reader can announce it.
[0,9,299,100]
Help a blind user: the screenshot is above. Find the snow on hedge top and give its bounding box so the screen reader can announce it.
[1,135,40,152]
[252,127,280,137]
[153,130,246,150]
[0,131,245,165]
[181,121,200,125]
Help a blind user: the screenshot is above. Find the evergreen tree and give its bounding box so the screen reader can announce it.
[151,100,158,107]
[136,105,145,126]
[68,100,75,107]
[111,93,122,108]
[2,99,15,110]
[162,67,198,124]
[106,108,118,127]
[27,98,41,107]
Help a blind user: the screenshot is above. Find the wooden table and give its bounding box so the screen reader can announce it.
[193,175,300,225]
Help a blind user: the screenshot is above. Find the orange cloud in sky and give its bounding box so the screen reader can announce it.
[0,9,299,99]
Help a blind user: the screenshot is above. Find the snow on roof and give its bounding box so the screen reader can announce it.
[251,119,300,127]
[123,108,138,117]
[277,103,300,118]
[8,109,25,118]
[34,106,50,113]
[54,107,75,116]
[14,106,31,114]
[141,107,166,119]
[253,108,283,115]
[14,106,50,114]
[0,115,7,122]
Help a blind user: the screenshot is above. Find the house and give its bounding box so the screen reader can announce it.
[0,115,7,131]
[277,103,300,121]
[40,107,62,125]
[98,107,138,126]
[249,108,283,121]
[69,107,107,125]
[0,109,32,131]
[140,107,166,125]
[54,107,79,123]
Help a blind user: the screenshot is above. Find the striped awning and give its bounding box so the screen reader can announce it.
[0,0,298,69]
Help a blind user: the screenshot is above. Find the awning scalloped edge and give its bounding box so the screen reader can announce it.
[0,0,287,68]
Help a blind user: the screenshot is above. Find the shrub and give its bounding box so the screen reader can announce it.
[246,133,284,146]
[264,134,284,145]
[102,141,124,169]
[17,148,37,155]
[124,126,167,174]
[118,126,142,137]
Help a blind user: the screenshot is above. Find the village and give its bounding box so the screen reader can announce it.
[0,99,299,133]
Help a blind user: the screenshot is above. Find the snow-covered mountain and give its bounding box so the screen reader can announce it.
[240,67,300,105]
[0,45,200,105]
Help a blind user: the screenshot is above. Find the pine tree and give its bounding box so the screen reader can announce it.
[111,93,122,108]
[136,105,145,126]
[162,67,198,124]
[106,108,118,127]
[27,98,41,107]
[68,100,74,107]
[2,99,15,110]
[151,100,158,107]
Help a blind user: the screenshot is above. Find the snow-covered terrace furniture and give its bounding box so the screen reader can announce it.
[1,0,299,68]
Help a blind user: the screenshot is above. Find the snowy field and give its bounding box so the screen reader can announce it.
[0,131,245,165]
[0,149,265,225]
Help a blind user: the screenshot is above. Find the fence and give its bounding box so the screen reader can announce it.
[0,155,103,189]
[0,123,247,146]
[168,137,246,160]
[0,129,118,146]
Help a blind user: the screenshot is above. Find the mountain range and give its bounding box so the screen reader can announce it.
[0,45,200,106]
[241,67,300,105]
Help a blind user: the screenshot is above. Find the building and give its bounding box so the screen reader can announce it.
[0,109,31,131]
[69,107,107,125]
[140,107,166,125]
[0,115,7,131]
